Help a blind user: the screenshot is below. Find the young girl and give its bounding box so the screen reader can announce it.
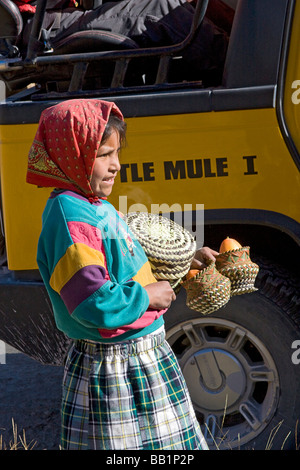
[27,98,210,450]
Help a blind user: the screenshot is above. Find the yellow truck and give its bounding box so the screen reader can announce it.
[0,0,300,450]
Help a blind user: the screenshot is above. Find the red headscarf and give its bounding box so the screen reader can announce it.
[26,99,124,201]
[15,0,78,14]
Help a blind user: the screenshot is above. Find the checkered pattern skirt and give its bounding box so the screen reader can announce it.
[61,329,208,450]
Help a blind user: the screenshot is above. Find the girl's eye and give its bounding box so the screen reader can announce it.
[97,148,120,158]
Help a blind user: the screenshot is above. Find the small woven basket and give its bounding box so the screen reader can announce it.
[181,261,231,315]
[216,246,259,296]
[124,212,197,290]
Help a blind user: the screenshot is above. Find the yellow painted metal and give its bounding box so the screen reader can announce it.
[0,106,299,270]
[283,0,300,160]
[0,123,51,270]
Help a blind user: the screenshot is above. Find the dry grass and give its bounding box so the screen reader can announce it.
[205,418,300,450]
[203,395,300,450]
[1,416,299,450]
[0,419,37,450]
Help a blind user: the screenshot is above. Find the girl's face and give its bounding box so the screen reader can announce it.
[90,129,121,198]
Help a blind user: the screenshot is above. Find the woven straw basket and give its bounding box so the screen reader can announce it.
[216,246,259,296]
[124,212,196,290]
[182,261,231,315]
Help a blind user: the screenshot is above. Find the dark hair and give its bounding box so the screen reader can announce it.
[102,113,127,148]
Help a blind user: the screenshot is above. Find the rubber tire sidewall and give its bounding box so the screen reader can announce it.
[165,289,300,450]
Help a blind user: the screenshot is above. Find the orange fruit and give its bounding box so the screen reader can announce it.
[186,269,200,280]
[219,236,242,253]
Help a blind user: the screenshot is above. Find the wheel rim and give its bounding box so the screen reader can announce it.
[166,317,280,449]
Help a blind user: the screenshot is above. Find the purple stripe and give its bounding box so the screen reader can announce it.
[60,265,107,314]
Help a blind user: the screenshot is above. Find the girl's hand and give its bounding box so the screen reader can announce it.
[144,281,176,309]
[190,246,219,270]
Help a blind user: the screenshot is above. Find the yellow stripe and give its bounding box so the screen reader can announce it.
[50,243,105,293]
[132,261,157,287]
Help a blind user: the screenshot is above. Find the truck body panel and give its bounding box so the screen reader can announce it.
[0,0,300,449]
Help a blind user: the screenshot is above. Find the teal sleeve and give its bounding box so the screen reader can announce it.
[70,280,150,330]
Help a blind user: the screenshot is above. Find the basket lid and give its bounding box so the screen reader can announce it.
[124,212,197,261]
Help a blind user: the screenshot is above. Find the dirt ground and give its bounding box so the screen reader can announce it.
[0,343,63,450]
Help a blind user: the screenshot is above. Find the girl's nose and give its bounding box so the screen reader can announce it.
[111,152,121,172]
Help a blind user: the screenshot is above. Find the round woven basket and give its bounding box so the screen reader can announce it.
[216,246,259,296]
[181,261,231,315]
[124,212,197,289]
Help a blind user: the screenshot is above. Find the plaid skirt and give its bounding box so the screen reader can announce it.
[61,328,208,450]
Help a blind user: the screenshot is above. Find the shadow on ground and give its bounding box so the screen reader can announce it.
[0,344,63,450]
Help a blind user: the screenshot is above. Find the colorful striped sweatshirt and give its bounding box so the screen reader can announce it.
[37,190,165,342]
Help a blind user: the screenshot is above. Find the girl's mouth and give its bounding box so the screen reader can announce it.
[103,177,115,184]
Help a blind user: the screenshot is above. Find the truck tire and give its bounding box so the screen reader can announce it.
[164,257,300,450]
